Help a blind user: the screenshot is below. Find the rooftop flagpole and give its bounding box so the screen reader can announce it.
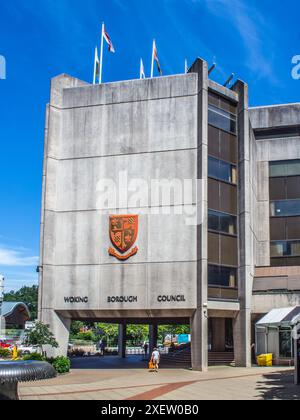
[99,22,104,84]
[151,40,155,78]
[93,47,98,85]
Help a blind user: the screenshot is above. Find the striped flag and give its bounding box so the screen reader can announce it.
[152,40,162,76]
[103,24,115,53]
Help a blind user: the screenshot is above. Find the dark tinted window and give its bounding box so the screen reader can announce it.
[208,210,237,235]
[208,104,237,134]
[208,265,237,288]
[208,156,237,184]
[270,240,300,257]
[270,200,300,217]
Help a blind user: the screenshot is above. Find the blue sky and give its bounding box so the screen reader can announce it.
[0,0,299,291]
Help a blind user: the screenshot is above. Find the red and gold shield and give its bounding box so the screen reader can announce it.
[109,215,138,260]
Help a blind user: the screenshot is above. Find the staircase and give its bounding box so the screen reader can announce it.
[160,344,235,368]
[208,352,235,366]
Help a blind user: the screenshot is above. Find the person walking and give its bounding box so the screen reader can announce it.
[151,347,160,372]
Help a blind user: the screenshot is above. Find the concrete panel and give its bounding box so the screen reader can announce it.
[147,262,197,310]
[51,149,197,212]
[62,74,198,108]
[250,104,300,129]
[50,209,197,266]
[53,265,100,311]
[252,292,300,314]
[99,264,148,310]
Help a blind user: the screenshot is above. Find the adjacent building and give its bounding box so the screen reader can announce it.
[39,57,300,369]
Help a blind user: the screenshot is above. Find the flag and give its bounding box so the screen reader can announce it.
[140,59,146,79]
[93,47,100,84]
[103,25,115,53]
[153,41,162,75]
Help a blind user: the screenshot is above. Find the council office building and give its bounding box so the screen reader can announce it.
[39,57,300,370]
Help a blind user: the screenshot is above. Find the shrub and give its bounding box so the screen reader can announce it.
[52,356,71,374]
[22,352,45,361]
[0,348,11,359]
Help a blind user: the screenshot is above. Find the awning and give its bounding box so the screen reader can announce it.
[256,306,300,327]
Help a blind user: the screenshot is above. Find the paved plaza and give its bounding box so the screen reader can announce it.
[18,357,299,400]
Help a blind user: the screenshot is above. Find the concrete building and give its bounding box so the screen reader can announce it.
[38,57,300,369]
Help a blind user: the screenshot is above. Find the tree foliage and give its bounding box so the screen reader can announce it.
[4,285,38,320]
[26,321,58,353]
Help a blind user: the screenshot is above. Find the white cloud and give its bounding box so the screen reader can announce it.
[203,0,277,81]
[0,245,38,267]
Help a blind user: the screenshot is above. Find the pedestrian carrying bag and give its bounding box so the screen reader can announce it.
[148,360,154,370]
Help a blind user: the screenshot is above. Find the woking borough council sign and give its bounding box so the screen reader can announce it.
[108,215,139,261]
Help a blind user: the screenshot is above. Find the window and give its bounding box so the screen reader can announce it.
[208,92,237,114]
[208,210,237,235]
[208,156,237,184]
[208,126,238,164]
[270,240,300,257]
[279,329,292,358]
[270,160,300,177]
[269,176,300,200]
[270,200,300,217]
[208,265,237,288]
[208,178,237,215]
[208,104,237,134]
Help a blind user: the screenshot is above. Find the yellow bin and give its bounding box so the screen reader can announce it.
[257,354,273,367]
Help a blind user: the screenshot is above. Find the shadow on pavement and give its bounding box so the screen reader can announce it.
[70,355,149,370]
[256,370,300,400]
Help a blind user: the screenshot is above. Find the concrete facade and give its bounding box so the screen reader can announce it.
[39,58,300,368]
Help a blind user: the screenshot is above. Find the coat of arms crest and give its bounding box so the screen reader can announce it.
[108,215,138,260]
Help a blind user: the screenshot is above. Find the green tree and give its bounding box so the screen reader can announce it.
[70,321,85,336]
[126,325,148,346]
[4,285,38,320]
[25,321,58,354]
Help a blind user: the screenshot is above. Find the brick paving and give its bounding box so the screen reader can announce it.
[18,358,300,400]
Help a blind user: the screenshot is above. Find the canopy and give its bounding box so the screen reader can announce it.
[256,306,300,327]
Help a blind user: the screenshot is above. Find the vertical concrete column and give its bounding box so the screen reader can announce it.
[40,309,71,358]
[189,58,209,371]
[149,324,158,356]
[212,318,226,352]
[232,80,253,367]
[118,323,127,358]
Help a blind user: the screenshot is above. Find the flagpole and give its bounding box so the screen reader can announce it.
[151,40,155,78]
[185,59,188,74]
[99,22,104,84]
[93,47,97,85]
[140,59,142,79]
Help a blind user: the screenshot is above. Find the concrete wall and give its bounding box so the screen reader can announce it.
[39,73,202,355]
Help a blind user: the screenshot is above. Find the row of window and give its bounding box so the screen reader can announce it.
[208,209,237,235]
[270,240,300,258]
[208,125,238,164]
[270,200,300,217]
[269,176,300,201]
[208,178,237,215]
[208,104,237,135]
[208,264,237,288]
[208,91,237,115]
[270,160,300,178]
[208,232,238,267]
[270,217,300,241]
[208,156,237,184]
